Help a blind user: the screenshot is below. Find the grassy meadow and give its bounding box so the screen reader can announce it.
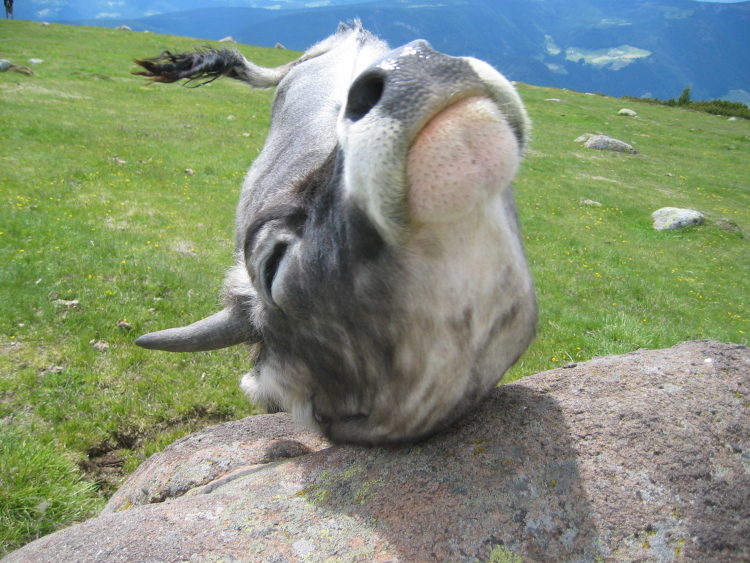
[1,19,748,554]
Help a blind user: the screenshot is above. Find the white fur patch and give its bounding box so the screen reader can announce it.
[241,363,320,432]
[465,58,531,154]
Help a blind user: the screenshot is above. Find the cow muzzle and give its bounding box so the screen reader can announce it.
[339,39,530,240]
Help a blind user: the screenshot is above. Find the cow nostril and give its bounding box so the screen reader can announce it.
[345,71,385,122]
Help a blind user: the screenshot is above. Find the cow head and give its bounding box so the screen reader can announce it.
[134,22,536,445]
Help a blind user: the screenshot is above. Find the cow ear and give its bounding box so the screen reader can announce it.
[250,232,299,309]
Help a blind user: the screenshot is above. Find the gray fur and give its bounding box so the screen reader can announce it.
[135,22,536,445]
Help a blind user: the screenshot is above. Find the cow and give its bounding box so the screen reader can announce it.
[133,22,536,445]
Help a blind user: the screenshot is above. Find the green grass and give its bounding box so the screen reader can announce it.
[622,91,750,120]
[507,88,749,377]
[0,20,297,554]
[1,19,748,555]
[1,423,99,547]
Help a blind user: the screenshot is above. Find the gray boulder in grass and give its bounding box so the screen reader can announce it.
[4,340,749,563]
[653,207,705,230]
[583,134,636,153]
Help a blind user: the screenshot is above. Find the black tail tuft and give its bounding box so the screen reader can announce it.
[133,47,246,86]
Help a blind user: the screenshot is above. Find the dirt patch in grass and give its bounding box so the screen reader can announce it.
[79,408,238,494]
[79,451,127,494]
[79,429,141,494]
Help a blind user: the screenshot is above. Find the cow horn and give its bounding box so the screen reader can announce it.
[135,307,257,352]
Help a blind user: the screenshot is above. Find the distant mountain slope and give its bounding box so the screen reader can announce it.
[14,0,366,21]
[48,0,750,101]
[229,0,750,101]
[91,7,281,40]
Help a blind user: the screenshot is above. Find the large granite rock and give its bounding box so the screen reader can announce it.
[4,340,749,562]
